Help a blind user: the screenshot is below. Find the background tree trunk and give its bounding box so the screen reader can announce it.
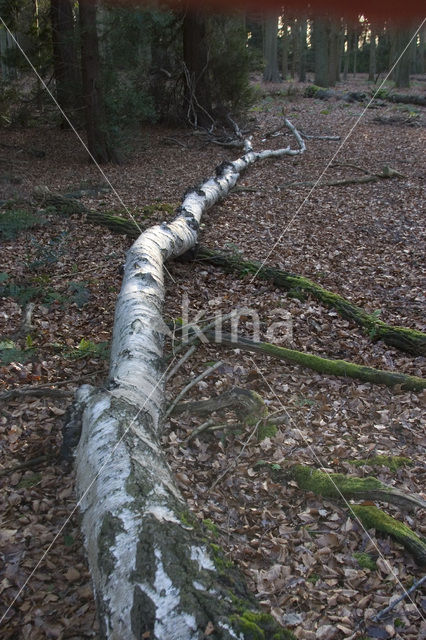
[281,15,288,80]
[263,12,280,82]
[79,0,118,163]
[394,28,411,88]
[298,18,307,81]
[182,9,213,128]
[314,17,329,87]
[50,0,79,127]
[352,29,358,75]
[328,18,340,86]
[368,26,377,81]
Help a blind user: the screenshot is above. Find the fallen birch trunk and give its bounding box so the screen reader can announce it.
[72,122,304,639]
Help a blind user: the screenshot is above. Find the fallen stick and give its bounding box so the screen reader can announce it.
[373,574,426,622]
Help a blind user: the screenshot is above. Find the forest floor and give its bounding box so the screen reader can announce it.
[0,74,425,640]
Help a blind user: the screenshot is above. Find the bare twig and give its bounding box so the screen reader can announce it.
[164,361,224,419]
[166,345,197,381]
[300,131,340,141]
[0,455,54,477]
[372,574,426,622]
[208,419,260,491]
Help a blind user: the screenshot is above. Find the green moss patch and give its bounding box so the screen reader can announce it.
[354,552,377,570]
[257,422,278,441]
[350,455,412,472]
[230,610,296,640]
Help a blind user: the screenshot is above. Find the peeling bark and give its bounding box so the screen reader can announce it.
[73,124,304,639]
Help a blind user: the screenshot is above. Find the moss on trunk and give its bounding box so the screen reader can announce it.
[351,505,426,566]
[267,463,425,511]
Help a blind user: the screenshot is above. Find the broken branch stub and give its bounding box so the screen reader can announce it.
[74,122,304,639]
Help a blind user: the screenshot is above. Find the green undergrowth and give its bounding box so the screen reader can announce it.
[257,422,278,441]
[0,338,35,364]
[0,208,47,240]
[0,273,90,308]
[353,552,377,570]
[230,610,295,639]
[64,338,109,360]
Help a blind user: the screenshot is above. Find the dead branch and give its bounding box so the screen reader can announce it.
[205,331,426,391]
[0,455,54,477]
[0,387,73,402]
[279,166,404,189]
[195,246,425,356]
[373,574,426,622]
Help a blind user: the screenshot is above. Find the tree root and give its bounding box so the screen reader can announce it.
[196,247,426,357]
[206,331,426,391]
[173,386,285,442]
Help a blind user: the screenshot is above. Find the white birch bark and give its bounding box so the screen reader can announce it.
[74,121,305,639]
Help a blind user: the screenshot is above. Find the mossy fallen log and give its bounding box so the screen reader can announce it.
[207,332,426,392]
[351,505,426,566]
[266,463,426,511]
[262,463,426,564]
[196,247,426,357]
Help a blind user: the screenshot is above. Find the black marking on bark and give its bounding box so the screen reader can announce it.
[134,272,159,287]
[60,401,84,461]
[215,161,234,177]
[98,512,125,577]
[131,587,156,639]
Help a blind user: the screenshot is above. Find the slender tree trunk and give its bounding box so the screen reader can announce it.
[79,0,118,163]
[343,26,350,81]
[368,26,376,81]
[182,9,213,128]
[281,15,289,80]
[314,17,329,87]
[419,25,426,74]
[298,18,307,81]
[352,30,358,76]
[389,25,397,80]
[50,0,79,127]
[328,18,339,86]
[394,28,411,88]
[263,12,280,82]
